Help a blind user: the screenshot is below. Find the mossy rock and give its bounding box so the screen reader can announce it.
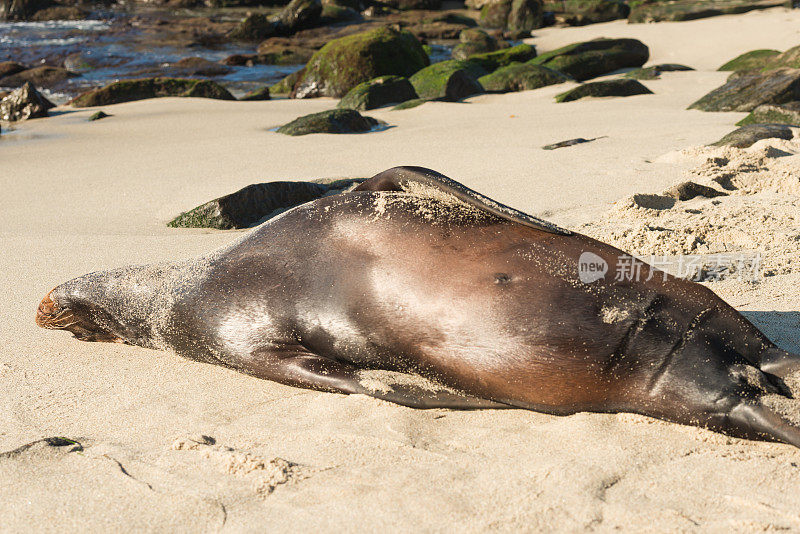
[270,69,304,95]
[409,60,486,100]
[624,63,693,80]
[70,78,235,107]
[337,75,418,110]
[688,68,800,112]
[628,0,784,23]
[736,103,800,126]
[710,123,794,148]
[507,0,543,32]
[240,87,272,101]
[480,0,512,28]
[168,181,329,229]
[555,78,652,102]
[319,4,362,23]
[466,44,537,72]
[718,49,781,71]
[292,27,429,98]
[530,38,649,81]
[276,109,381,135]
[391,98,432,110]
[88,111,110,121]
[478,62,570,92]
[551,0,629,25]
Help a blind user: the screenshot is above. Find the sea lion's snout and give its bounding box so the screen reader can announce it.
[35,290,59,328]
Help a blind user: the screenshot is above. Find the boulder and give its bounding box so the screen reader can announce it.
[718,49,781,71]
[291,27,429,99]
[229,0,322,40]
[629,0,784,23]
[480,0,512,28]
[391,98,431,110]
[0,82,55,121]
[478,62,570,92]
[379,0,442,9]
[337,75,418,110]
[555,78,652,102]
[224,44,314,66]
[276,109,381,135]
[168,180,358,229]
[466,43,537,72]
[451,28,502,60]
[70,78,235,107]
[530,38,649,81]
[240,87,272,100]
[164,57,232,77]
[319,4,362,23]
[663,181,727,201]
[270,69,305,95]
[409,60,486,100]
[29,5,86,20]
[507,0,543,33]
[736,103,800,126]
[623,63,693,80]
[547,0,629,26]
[688,68,800,112]
[0,0,53,21]
[0,61,27,78]
[710,124,794,148]
[0,66,77,88]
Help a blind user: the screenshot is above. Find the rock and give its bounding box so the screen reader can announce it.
[70,78,235,107]
[409,60,486,100]
[88,111,110,121]
[710,123,794,148]
[380,0,442,9]
[168,181,334,229]
[466,43,537,72]
[628,0,784,23]
[230,0,322,40]
[319,4,362,23]
[555,78,652,102]
[718,49,781,71]
[451,28,502,60]
[0,62,27,78]
[478,62,570,92]
[688,68,800,112]
[406,21,475,41]
[736,103,800,126]
[623,63,694,80]
[547,0,629,26]
[542,137,599,150]
[338,75,417,110]
[270,69,304,95]
[276,108,381,135]
[292,27,429,99]
[224,44,314,66]
[165,57,232,77]
[322,0,364,10]
[530,38,649,82]
[391,97,431,110]
[663,181,727,201]
[240,87,272,100]
[0,82,55,121]
[0,66,77,89]
[480,0,512,28]
[507,0,543,33]
[0,0,53,21]
[29,5,86,20]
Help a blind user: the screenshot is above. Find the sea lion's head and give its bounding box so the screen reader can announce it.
[35,267,165,345]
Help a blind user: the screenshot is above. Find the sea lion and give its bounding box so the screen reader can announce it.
[37,166,800,447]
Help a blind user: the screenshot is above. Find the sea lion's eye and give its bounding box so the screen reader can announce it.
[494,273,511,285]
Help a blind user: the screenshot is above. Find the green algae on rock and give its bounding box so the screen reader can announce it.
[466,44,537,72]
[338,76,418,110]
[70,78,235,107]
[710,124,795,148]
[478,62,570,92]
[530,38,648,81]
[736,103,800,126]
[688,68,800,112]
[291,27,429,99]
[409,60,486,100]
[555,78,652,102]
[276,109,382,135]
[718,49,781,71]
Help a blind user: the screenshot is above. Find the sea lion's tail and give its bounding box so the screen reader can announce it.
[354,166,571,236]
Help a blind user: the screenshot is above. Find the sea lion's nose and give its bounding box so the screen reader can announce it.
[35,290,57,327]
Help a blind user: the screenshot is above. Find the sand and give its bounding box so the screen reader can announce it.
[3,7,800,531]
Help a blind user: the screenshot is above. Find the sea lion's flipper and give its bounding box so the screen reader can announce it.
[760,347,800,378]
[355,166,571,235]
[723,400,800,448]
[246,345,509,410]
